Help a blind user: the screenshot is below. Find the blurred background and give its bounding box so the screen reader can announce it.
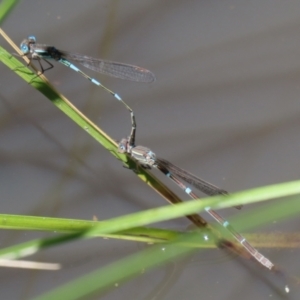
[1,0,300,299]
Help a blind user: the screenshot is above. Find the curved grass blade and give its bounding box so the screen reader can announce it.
[0,0,19,24]
[1,183,300,261]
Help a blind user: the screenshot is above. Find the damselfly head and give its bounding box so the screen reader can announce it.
[118,138,129,154]
[20,36,36,54]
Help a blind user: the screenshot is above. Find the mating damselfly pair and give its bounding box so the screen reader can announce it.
[19,35,290,292]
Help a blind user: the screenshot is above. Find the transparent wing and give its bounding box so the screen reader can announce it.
[156,158,242,209]
[62,51,156,83]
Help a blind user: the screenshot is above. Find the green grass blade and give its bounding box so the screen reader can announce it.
[32,230,210,300]
[232,195,300,231]
[1,181,300,234]
[0,182,300,261]
[0,0,19,24]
